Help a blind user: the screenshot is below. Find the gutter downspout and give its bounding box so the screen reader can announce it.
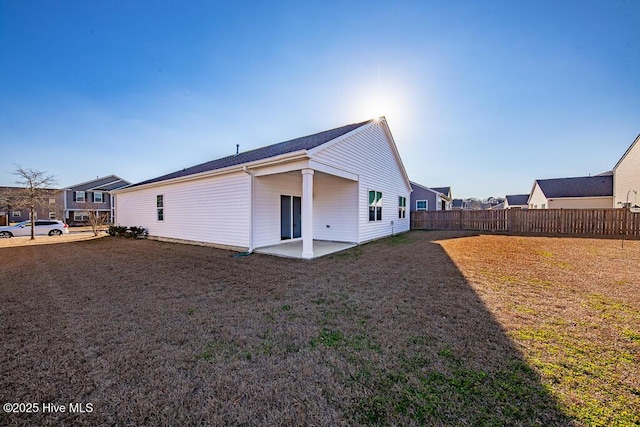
[243,166,255,253]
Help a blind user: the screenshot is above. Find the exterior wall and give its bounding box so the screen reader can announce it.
[253,170,359,247]
[116,171,250,248]
[410,185,437,212]
[0,187,59,222]
[528,183,548,209]
[548,197,614,209]
[253,171,302,248]
[311,122,411,243]
[614,139,640,207]
[313,172,358,242]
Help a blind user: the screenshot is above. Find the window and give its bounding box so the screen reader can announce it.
[157,195,164,221]
[93,192,104,203]
[74,211,89,221]
[49,212,56,220]
[398,196,406,219]
[12,211,20,217]
[49,198,56,205]
[541,203,546,209]
[75,191,86,202]
[416,200,428,211]
[368,190,382,221]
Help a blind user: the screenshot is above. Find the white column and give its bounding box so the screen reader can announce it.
[301,168,314,259]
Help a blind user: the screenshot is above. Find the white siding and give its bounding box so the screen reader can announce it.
[528,183,547,209]
[116,172,250,248]
[614,138,640,207]
[313,172,358,242]
[311,122,411,243]
[253,172,302,248]
[548,197,614,209]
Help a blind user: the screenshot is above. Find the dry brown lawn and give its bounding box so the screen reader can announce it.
[0,232,106,249]
[0,231,638,426]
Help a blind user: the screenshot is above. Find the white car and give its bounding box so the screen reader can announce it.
[0,220,69,238]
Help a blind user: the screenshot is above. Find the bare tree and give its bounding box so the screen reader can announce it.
[80,203,111,236]
[11,165,57,240]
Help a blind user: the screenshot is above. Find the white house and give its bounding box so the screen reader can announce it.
[527,175,613,209]
[113,118,412,258]
[613,133,640,208]
[503,194,529,209]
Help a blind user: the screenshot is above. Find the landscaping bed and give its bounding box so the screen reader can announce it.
[1,231,637,425]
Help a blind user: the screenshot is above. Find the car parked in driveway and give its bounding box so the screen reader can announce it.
[0,220,69,238]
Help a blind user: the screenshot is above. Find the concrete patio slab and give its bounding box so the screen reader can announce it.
[254,240,356,259]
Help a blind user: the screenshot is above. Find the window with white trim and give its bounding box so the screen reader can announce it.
[12,211,20,217]
[398,196,406,219]
[157,195,164,221]
[74,211,89,221]
[368,190,382,221]
[416,200,428,211]
[93,192,104,203]
[75,191,86,202]
[49,212,56,220]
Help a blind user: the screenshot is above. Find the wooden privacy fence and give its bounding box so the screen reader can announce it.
[411,209,640,238]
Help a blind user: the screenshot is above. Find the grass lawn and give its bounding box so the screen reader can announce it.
[1,231,638,426]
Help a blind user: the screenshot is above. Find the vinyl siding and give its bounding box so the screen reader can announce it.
[410,186,437,212]
[116,172,250,248]
[253,171,302,248]
[313,172,358,242]
[528,183,547,208]
[548,197,614,209]
[311,122,410,243]
[614,140,640,207]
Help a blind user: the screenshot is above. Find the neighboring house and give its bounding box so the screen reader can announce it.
[451,199,464,210]
[113,118,412,259]
[0,186,59,225]
[409,182,452,212]
[613,133,640,208]
[528,176,613,209]
[60,175,130,225]
[504,194,529,209]
[490,201,505,210]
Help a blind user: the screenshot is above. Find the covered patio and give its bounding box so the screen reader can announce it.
[254,240,356,259]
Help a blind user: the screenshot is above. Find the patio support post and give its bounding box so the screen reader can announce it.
[301,168,314,259]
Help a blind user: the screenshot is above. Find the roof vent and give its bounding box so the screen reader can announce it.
[235,144,239,156]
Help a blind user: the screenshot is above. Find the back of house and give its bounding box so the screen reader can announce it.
[113,118,412,258]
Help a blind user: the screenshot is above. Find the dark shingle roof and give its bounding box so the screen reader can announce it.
[130,119,373,188]
[536,176,613,198]
[505,194,529,206]
[68,175,130,191]
[430,187,451,195]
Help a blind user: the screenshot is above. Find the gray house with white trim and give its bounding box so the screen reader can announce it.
[409,182,452,212]
[60,175,130,224]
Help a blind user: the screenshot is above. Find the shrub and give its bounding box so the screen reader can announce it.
[108,225,147,238]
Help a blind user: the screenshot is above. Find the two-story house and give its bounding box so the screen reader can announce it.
[59,175,130,225]
[0,186,59,226]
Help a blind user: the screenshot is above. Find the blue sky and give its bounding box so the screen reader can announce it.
[1,0,638,198]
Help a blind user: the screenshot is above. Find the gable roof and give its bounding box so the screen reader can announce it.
[535,176,613,198]
[129,119,373,188]
[505,194,529,206]
[430,187,450,196]
[410,182,448,196]
[613,133,640,171]
[67,175,130,192]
